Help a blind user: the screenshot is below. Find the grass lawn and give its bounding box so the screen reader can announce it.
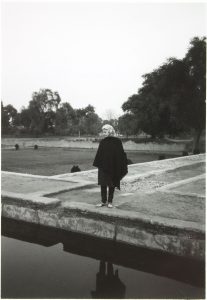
[1,147,178,176]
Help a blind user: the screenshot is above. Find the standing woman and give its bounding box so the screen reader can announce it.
[93,124,128,208]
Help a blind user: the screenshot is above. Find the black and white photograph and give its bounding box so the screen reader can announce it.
[1,0,206,298]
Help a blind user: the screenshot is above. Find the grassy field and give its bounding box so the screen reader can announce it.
[1,147,178,176]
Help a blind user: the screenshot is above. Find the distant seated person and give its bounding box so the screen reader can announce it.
[71,165,81,173]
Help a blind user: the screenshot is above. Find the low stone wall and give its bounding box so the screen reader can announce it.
[1,198,204,260]
[2,137,96,149]
[123,140,185,152]
[2,137,187,153]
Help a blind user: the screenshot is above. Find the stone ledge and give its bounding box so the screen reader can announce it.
[42,183,96,197]
[159,190,205,199]
[157,174,205,192]
[124,154,205,174]
[2,170,90,184]
[61,201,205,236]
[2,204,40,224]
[116,225,204,260]
[3,192,203,237]
[1,191,61,209]
[1,201,204,260]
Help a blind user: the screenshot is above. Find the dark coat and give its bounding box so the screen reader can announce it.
[93,136,128,189]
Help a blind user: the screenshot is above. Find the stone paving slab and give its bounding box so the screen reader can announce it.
[47,186,204,225]
[151,162,204,184]
[2,191,60,209]
[170,178,205,195]
[1,172,92,195]
[117,191,205,224]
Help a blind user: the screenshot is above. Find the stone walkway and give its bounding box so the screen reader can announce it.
[1,153,205,260]
[2,153,204,193]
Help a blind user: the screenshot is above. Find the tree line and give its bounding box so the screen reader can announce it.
[121,36,206,151]
[2,37,206,150]
[2,91,107,136]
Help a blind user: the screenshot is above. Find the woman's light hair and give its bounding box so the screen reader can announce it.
[102,124,115,136]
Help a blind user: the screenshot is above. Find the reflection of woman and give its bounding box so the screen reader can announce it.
[93,124,128,208]
[91,261,126,299]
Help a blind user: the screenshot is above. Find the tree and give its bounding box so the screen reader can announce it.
[123,59,184,138]
[1,102,10,133]
[55,102,75,135]
[118,113,138,136]
[20,107,32,129]
[84,104,95,114]
[82,112,102,135]
[122,37,206,150]
[28,89,61,135]
[1,102,20,133]
[73,105,98,136]
[4,104,19,127]
[180,37,206,151]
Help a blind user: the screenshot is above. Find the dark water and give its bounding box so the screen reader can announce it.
[1,218,205,299]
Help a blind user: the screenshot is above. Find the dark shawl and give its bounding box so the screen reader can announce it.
[93,136,128,189]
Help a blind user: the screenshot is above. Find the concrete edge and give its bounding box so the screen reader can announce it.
[2,171,51,179]
[1,191,61,209]
[131,153,205,166]
[61,201,205,235]
[1,170,94,186]
[50,169,97,178]
[1,190,204,235]
[157,174,206,192]
[122,153,205,170]
[2,196,204,260]
[42,183,97,197]
[123,164,204,184]
[25,183,96,198]
[159,190,205,199]
[123,168,172,183]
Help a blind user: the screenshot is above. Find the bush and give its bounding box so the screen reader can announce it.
[193,149,200,155]
[15,144,19,150]
[158,154,166,160]
[34,145,38,150]
[182,151,189,156]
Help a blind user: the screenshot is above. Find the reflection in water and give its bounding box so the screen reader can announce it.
[91,261,126,298]
[1,217,205,299]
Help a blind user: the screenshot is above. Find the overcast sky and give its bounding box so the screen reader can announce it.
[2,1,206,119]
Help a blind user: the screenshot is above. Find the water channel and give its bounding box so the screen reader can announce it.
[1,217,205,299]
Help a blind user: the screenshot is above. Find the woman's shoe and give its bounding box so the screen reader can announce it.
[108,203,113,208]
[96,203,106,207]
